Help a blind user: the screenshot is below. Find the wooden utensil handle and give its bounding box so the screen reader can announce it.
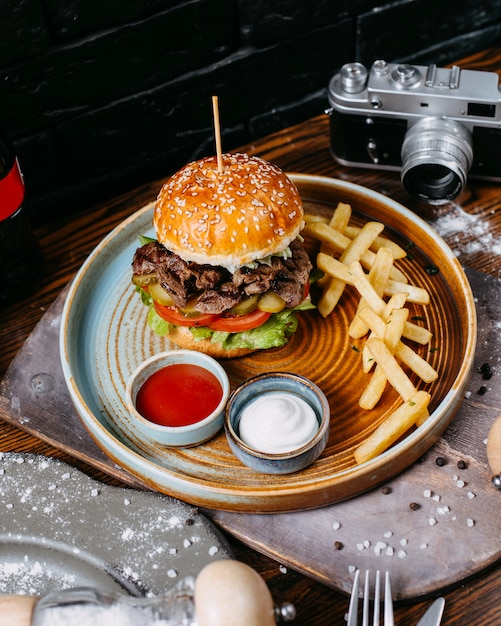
[0,595,37,626]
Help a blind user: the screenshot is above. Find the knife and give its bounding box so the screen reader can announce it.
[416,597,446,626]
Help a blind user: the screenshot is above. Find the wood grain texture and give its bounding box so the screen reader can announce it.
[1,44,501,626]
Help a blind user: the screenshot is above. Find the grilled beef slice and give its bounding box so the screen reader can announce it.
[132,239,312,314]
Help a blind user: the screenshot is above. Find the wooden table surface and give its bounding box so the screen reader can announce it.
[1,46,500,624]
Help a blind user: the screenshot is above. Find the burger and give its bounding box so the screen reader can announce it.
[131,152,314,358]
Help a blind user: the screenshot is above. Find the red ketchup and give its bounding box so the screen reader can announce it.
[135,363,223,427]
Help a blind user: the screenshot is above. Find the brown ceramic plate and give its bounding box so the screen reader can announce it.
[60,174,476,513]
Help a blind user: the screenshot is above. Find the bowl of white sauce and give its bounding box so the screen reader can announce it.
[224,372,330,474]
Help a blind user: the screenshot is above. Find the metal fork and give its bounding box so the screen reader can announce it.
[347,570,394,626]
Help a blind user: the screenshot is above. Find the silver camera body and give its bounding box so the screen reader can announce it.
[327,60,501,203]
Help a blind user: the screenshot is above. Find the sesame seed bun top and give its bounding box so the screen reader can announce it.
[153,153,304,272]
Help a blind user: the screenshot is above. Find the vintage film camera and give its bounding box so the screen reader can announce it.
[327,60,501,204]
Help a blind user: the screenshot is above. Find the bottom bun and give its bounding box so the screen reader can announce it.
[168,325,256,359]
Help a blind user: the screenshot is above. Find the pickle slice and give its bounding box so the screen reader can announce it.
[257,292,286,313]
[148,282,175,306]
[178,296,204,317]
[132,272,157,287]
[228,294,260,316]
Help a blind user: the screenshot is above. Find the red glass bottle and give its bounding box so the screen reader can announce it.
[0,131,43,307]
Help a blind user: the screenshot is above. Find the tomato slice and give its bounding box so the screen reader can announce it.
[154,301,220,327]
[208,308,272,332]
[302,280,310,301]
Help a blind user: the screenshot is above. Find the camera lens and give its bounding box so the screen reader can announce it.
[401,118,473,204]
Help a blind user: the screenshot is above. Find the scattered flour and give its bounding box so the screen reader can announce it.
[0,452,229,599]
[432,205,501,259]
[34,604,175,626]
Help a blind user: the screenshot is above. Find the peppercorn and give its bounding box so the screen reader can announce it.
[479,362,493,380]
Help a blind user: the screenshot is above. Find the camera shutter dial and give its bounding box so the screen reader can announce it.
[390,64,422,89]
[340,63,368,94]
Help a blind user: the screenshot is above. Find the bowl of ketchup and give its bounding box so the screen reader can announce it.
[126,350,230,447]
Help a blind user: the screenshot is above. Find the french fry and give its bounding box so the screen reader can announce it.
[304,214,329,224]
[358,367,388,411]
[305,221,408,284]
[354,390,431,464]
[361,293,408,372]
[303,221,350,254]
[349,247,394,339]
[395,343,438,384]
[348,261,387,315]
[329,202,352,231]
[384,279,430,305]
[317,283,344,317]
[317,252,352,283]
[358,305,438,383]
[344,225,407,260]
[348,262,432,344]
[359,308,409,410]
[318,221,384,317]
[365,336,417,401]
[318,203,352,282]
[401,321,432,345]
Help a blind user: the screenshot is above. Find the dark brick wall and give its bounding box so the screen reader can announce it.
[1,0,501,223]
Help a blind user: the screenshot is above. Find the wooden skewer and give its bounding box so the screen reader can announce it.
[212,95,224,174]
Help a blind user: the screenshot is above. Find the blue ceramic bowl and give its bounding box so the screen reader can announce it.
[225,372,330,474]
[126,350,230,447]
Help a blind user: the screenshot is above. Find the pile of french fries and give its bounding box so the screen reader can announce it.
[303,202,438,465]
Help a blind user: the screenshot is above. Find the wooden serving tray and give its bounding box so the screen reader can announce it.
[1,266,500,601]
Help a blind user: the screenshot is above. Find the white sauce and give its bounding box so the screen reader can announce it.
[238,392,319,454]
